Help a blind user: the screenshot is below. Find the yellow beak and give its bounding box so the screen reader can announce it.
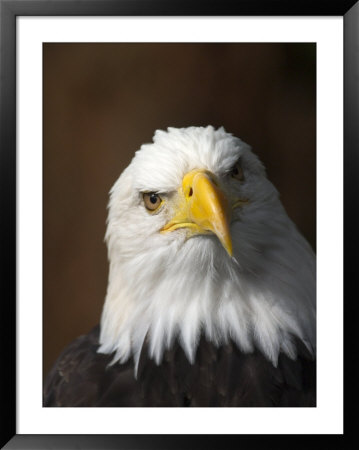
[161,169,233,257]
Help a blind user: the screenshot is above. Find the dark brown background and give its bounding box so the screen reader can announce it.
[43,43,316,378]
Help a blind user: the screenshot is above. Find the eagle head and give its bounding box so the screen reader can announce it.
[98,126,316,374]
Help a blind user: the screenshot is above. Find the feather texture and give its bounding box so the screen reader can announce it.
[44,326,315,407]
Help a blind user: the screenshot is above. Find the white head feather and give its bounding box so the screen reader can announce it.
[98,126,316,374]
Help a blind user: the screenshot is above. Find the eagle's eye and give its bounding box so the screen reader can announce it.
[143,192,162,211]
[230,162,244,182]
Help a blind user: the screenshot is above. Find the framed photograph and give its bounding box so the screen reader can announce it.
[1,0,357,448]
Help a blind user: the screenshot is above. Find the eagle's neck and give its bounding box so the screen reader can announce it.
[98,219,316,374]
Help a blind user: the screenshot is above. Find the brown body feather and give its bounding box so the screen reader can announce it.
[44,326,316,407]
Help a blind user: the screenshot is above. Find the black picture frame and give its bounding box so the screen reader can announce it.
[1,0,357,448]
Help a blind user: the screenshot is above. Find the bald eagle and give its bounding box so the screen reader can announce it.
[44,126,316,407]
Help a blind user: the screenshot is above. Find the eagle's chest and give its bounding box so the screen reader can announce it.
[44,326,315,407]
[96,337,315,407]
